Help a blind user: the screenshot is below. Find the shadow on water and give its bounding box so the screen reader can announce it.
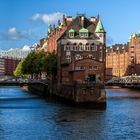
[106,87,140,99]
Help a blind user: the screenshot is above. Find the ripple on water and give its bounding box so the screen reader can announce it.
[0,87,140,140]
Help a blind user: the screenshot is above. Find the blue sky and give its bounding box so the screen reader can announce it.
[0,0,140,50]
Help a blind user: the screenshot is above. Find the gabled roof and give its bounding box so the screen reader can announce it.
[95,18,105,33]
[57,16,100,41]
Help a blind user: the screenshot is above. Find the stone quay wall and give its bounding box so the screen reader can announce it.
[28,81,106,109]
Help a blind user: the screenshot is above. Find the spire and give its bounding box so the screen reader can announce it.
[63,14,66,25]
[58,19,61,26]
[95,18,105,33]
[48,24,51,34]
[97,14,100,20]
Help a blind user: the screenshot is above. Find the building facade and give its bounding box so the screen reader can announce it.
[106,31,140,81]
[0,58,5,76]
[43,15,69,53]
[56,15,106,84]
[128,32,140,76]
[0,57,20,76]
[106,44,128,80]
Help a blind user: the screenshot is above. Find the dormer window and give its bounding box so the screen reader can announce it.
[69,29,75,38]
[79,28,89,38]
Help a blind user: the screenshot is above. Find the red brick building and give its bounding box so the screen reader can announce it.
[128,33,140,75]
[56,15,106,84]
[0,57,20,76]
[0,58,5,76]
[106,44,128,80]
[45,15,69,53]
[106,32,140,81]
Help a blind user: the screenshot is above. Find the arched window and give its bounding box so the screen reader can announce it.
[73,43,77,51]
[85,43,90,51]
[66,42,70,51]
[91,43,97,51]
[79,43,83,51]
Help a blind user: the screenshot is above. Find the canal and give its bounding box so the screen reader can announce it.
[1,87,140,140]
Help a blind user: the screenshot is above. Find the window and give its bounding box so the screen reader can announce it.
[66,55,70,59]
[130,56,134,58]
[66,46,70,51]
[69,32,74,38]
[75,66,85,70]
[75,66,81,70]
[89,66,93,70]
[80,33,88,38]
[69,29,75,38]
[66,52,71,63]
[79,43,83,51]
[80,66,85,70]
[91,43,97,51]
[73,43,77,51]
[85,43,90,51]
[79,28,89,38]
[65,42,70,51]
[99,34,102,37]
[93,66,98,70]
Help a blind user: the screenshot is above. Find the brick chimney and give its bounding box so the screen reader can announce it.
[63,14,66,26]
[90,17,97,23]
[66,16,72,26]
[81,16,84,27]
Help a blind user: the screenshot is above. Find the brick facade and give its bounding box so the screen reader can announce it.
[106,44,128,80]
[0,57,20,76]
[128,33,140,75]
[57,15,106,84]
[44,15,71,53]
[106,32,140,81]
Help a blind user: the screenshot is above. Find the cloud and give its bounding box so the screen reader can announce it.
[0,27,32,41]
[32,12,64,24]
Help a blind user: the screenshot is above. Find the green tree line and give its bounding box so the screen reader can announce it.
[14,51,57,79]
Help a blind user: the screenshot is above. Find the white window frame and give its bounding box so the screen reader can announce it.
[69,32,74,38]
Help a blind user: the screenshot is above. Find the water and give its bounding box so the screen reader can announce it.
[0,87,140,140]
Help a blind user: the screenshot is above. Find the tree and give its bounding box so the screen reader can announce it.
[22,52,36,75]
[14,60,23,77]
[43,51,57,78]
[20,51,57,79]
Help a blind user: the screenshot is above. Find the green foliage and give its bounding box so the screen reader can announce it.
[14,60,23,77]
[21,51,57,77]
[43,52,57,76]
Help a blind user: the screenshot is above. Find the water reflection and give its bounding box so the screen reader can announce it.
[1,86,140,140]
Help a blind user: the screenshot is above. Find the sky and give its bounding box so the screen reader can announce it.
[0,0,140,50]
